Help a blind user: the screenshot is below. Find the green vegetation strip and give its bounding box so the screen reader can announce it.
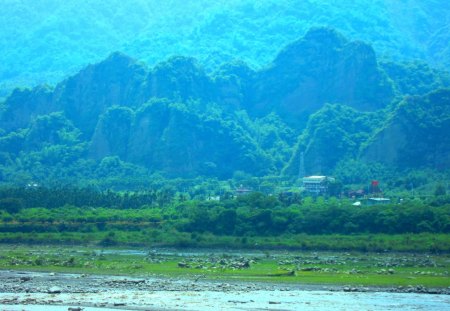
[0,231,449,253]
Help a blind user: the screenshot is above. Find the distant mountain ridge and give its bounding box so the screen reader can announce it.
[248,28,393,127]
[1,28,393,133]
[1,0,450,100]
[0,28,449,183]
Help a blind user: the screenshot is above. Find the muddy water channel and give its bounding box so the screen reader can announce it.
[0,247,449,310]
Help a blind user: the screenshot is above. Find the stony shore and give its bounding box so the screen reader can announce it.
[0,270,449,310]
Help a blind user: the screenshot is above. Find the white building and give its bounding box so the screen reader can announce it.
[302,176,335,195]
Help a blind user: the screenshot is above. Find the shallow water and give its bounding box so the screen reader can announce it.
[96,247,269,258]
[1,290,449,311]
[0,307,119,311]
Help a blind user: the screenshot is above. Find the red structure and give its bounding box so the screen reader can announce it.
[371,180,380,194]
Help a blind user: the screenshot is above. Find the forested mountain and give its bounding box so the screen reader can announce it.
[0,27,449,187]
[284,88,450,177]
[1,0,450,99]
[248,28,393,127]
[362,89,450,169]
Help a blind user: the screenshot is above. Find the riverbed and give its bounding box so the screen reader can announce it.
[0,270,449,311]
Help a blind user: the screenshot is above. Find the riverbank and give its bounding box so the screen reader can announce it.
[0,270,449,311]
[1,245,449,288]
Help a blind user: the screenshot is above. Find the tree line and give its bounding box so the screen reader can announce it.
[0,187,448,236]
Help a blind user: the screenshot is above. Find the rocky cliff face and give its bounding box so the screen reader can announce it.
[1,52,149,138]
[362,122,408,166]
[0,28,393,135]
[148,56,216,104]
[1,85,56,132]
[282,104,383,176]
[284,89,450,177]
[249,28,394,128]
[89,106,134,160]
[58,52,150,138]
[1,54,216,139]
[93,99,273,177]
[362,89,450,169]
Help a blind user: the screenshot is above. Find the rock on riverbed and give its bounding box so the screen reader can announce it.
[0,270,449,311]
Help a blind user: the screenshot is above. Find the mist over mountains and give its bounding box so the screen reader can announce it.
[1,0,450,100]
[0,27,449,186]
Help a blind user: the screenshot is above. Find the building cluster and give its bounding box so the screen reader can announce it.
[301,175,390,205]
[230,176,391,206]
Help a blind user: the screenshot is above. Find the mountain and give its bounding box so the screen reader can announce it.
[94,100,274,178]
[283,89,450,178]
[362,89,450,170]
[1,0,450,99]
[0,28,448,185]
[248,28,393,128]
[1,28,394,134]
[283,104,384,176]
[381,60,450,96]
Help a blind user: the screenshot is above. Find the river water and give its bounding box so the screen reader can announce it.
[1,248,448,310]
[0,289,449,311]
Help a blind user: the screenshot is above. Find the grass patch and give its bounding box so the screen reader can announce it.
[0,244,448,288]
